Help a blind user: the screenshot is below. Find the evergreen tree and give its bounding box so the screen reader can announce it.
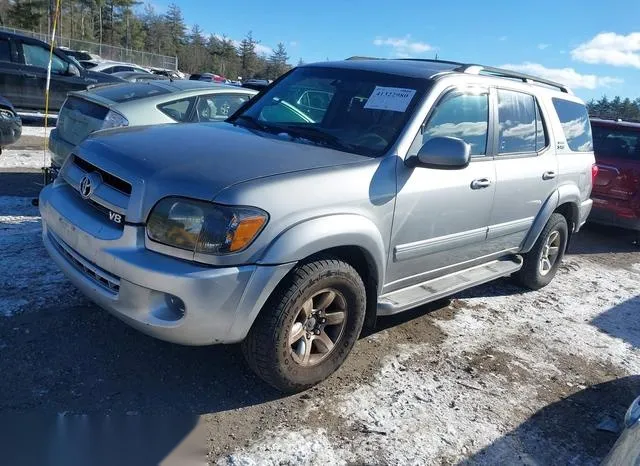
[266,42,289,79]
[7,0,46,30]
[237,31,259,79]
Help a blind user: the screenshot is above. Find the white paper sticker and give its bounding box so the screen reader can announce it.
[363,86,417,112]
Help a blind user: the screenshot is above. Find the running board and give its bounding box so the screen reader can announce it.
[377,256,523,316]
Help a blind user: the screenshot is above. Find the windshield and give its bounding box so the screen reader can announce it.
[231,66,429,157]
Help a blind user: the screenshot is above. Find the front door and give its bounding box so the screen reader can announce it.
[386,87,497,293]
[487,88,557,251]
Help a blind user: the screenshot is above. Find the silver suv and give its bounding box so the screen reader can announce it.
[39,58,595,392]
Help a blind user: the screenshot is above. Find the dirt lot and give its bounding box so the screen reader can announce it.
[1,130,639,465]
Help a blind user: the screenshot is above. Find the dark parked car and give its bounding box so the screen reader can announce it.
[0,31,122,112]
[241,79,270,91]
[602,395,640,465]
[590,118,640,230]
[0,95,21,151]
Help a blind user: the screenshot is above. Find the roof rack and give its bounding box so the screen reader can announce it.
[456,64,572,94]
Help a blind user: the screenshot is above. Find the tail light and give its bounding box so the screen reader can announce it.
[591,164,599,185]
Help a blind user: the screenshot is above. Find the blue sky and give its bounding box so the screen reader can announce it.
[151,0,639,100]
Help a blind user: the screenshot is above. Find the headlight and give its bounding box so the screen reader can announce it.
[625,396,640,428]
[146,197,268,255]
[101,110,129,130]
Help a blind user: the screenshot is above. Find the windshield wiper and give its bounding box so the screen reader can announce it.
[233,114,271,132]
[278,125,356,152]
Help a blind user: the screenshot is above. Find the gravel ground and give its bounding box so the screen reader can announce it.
[1,131,639,465]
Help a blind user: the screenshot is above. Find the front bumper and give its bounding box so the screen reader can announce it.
[39,182,293,345]
[49,128,75,168]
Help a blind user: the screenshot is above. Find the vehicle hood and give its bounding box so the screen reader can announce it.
[76,123,368,223]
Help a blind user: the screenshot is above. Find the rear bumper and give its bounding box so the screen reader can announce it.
[39,182,294,345]
[49,128,75,168]
[589,205,640,231]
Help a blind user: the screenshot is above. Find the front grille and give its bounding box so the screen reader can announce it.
[71,155,132,195]
[49,230,121,295]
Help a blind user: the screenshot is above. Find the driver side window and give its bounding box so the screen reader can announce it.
[410,88,489,157]
[23,43,67,74]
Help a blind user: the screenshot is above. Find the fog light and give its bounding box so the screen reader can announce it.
[164,294,185,320]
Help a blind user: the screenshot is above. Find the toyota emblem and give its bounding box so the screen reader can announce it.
[79,172,102,199]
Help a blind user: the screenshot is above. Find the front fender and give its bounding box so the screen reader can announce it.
[259,214,387,292]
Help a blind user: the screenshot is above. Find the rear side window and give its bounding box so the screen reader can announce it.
[192,93,251,122]
[552,98,593,152]
[90,83,170,103]
[0,39,11,62]
[592,125,640,161]
[158,97,196,122]
[420,89,489,156]
[497,89,547,154]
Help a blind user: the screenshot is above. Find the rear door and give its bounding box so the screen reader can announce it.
[0,36,25,109]
[487,88,557,250]
[17,38,88,111]
[591,122,640,203]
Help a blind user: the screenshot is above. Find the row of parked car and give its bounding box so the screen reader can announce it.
[0,33,637,461]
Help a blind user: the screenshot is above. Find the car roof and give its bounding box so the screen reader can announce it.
[304,58,575,95]
[305,59,460,79]
[153,80,239,92]
[591,118,640,129]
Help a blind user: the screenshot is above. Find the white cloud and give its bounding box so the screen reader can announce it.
[373,35,434,56]
[538,43,550,50]
[499,62,623,90]
[255,43,273,56]
[289,41,298,47]
[499,36,508,41]
[571,32,640,68]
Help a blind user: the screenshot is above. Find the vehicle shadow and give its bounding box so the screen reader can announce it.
[591,295,640,349]
[568,223,639,255]
[462,375,640,465]
[0,170,45,197]
[0,301,282,416]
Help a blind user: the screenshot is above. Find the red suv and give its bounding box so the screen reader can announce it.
[590,118,640,230]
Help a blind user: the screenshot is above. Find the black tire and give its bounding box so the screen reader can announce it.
[241,257,366,393]
[516,213,568,290]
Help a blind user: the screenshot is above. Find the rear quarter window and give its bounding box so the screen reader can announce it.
[552,98,593,152]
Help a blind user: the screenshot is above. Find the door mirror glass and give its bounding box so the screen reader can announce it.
[414,136,470,169]
[67,63,80,77]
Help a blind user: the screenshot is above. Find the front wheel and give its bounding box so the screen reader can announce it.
[516,213,568,290]
[241,257,366,393]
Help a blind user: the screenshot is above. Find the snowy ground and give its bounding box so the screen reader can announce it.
[217,255,640,465]
[20,126,54,139]
[0,197,81,317]
[0,149,50,169]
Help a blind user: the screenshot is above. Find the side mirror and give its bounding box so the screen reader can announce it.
[67,63,81,77]
[408,136,471,169]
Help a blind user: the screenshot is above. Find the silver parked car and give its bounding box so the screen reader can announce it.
[49,80,257,168]
[39,59,595,392]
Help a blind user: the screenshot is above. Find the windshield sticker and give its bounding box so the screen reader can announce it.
[364,86,417,112]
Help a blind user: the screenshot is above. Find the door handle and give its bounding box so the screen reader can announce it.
[470,178,492,189]
[542,171,556,180]
[22,73,37,79]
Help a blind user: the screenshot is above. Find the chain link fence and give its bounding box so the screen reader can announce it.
[0,26,178,70]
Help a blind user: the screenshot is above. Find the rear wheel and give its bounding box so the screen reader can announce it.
[241,257,366,393]
[516,213,568,290]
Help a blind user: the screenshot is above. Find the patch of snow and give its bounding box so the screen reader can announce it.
[220,256,640,465]
[19,126,53,138]
[0,196,80,317]
[216,430,345,466]
[0,149,50,169]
